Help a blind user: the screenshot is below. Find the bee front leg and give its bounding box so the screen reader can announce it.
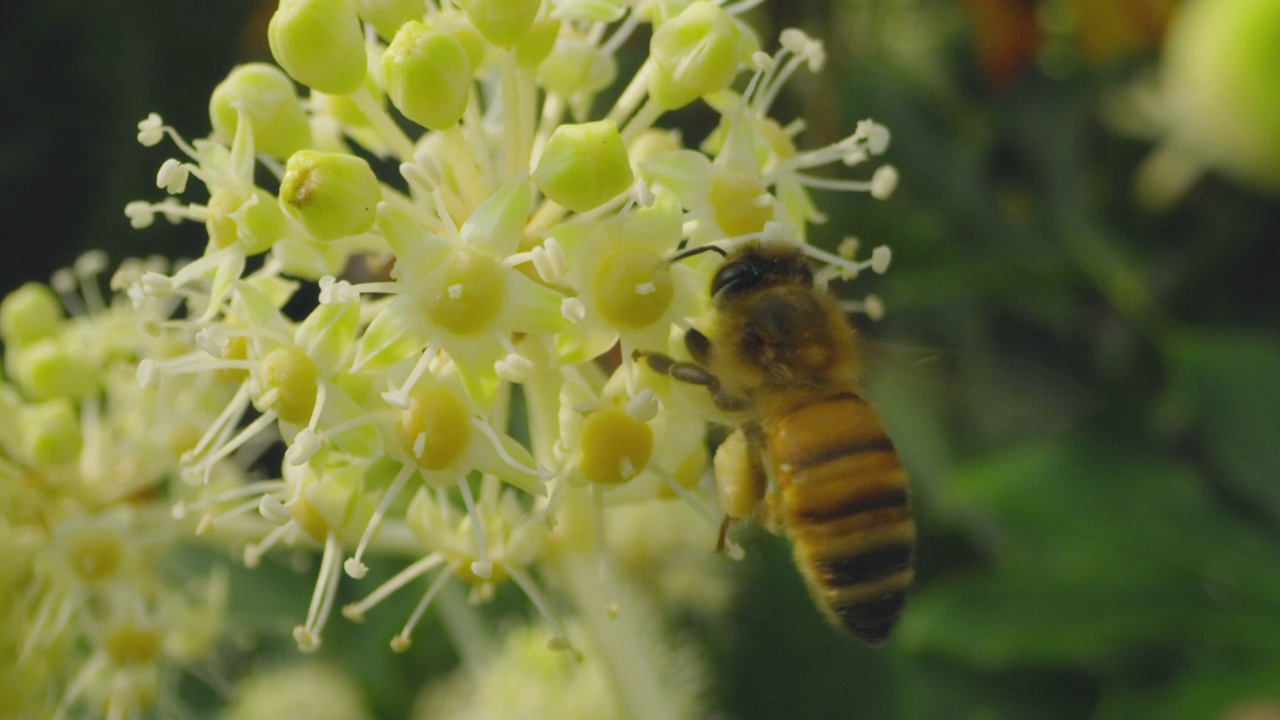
[631,349,750,412]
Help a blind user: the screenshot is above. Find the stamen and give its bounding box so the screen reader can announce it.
[504,563,577,655]
[561,297,586,324]
[495,353,535,383]
[156,158,191,194]
[625,389,660,422]
[195,497,259,536]
[455,476,491,579]
[259,493,292,525]
[243,523,291,569]
[345,463,416,579]
[318,276,358,305]
[470,418,549,480]
[381,344,436,408]
[173,479,288,519]
[293,532,342,652]
[343,552,446,622]
[592,485,620,618]
[188,409,278,485]
[54,653,108,720]
[185,385,251,463]
[391,560,459,652]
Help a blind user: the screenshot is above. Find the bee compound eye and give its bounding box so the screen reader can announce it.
[710,260,757,298]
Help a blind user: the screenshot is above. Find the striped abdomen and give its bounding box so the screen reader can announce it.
[766,390,914,645]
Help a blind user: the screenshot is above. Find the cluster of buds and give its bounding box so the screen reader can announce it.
[6,0,900,716]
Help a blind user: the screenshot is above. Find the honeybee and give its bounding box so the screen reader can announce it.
[635,241,913,645]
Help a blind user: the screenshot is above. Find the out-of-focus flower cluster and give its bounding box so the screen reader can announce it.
[5,0,898,717]
[0,256,235,718]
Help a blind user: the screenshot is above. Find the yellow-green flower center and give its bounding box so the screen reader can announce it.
[260,346,318,425]
[425,248,506,335]
[398,383,472,470]
[104,622,163,666]
[592,249,673,329]
[579,408,653,485]
[66,527,124,581]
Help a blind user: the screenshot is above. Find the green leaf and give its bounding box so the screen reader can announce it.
[1097,649,1280,720]
[900,436,1280,667]
[1168,331,1280,526]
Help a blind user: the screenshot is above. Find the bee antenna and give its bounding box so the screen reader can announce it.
[668,244,728,265]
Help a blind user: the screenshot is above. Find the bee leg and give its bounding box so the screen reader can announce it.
[631,350,750,412]
[715,516,734,554]
[713,423,769,553]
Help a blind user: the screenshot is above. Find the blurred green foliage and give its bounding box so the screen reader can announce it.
[5,0,1279,717]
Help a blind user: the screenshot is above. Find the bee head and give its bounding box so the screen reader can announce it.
[709,242,813,303]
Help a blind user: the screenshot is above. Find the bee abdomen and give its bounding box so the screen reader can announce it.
[769,392,915,645]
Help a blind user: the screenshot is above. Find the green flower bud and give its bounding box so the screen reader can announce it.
[0,283,63,345]
[280,150,382,241]
[532,120,634,212]
[537,33,616,97]
[11,338,98,401]
[648,1,743,110]
[1163,0,1280,191]
[268,0,368,95]
[514,18,560,67]
[628,128,683,166]
[449,22,488,70]
[382,21,473,131]
[19,398,82,466]
[355,0,424,42]
[455,0,540,48]
[210,63,313,160]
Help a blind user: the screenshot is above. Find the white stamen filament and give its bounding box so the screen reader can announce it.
[343,552,446,622]
[345,464,416,579]
[505,562,575,653]
[293,532,342,652]
[470,418,549,479]
[392,560,459,653]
